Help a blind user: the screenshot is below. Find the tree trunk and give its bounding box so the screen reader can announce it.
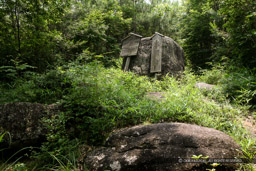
[15,0,21,54]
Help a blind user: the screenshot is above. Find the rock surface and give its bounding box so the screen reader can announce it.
[0,102,60,150]
[129,37,152,75]
[121,33,185,77]
[195,82,216,90]
[83,123,241,171]
[146,92,165,101]
[161,36,185,76]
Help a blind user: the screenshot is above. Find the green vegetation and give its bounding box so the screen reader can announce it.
[0,0,255,170]
[183,0,256,70]
[1,61,256,170]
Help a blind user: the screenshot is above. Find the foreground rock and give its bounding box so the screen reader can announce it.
[83,123,241,171]
[0,102,60,150]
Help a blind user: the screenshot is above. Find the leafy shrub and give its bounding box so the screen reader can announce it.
[199,64,256,108]
[0,60,35,82]
[0,68,72,104]
[220,67,256,108]
[199,64,225,85]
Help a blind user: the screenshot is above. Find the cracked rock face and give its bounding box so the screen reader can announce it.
[83,123,241,171]
[0,102,60,150]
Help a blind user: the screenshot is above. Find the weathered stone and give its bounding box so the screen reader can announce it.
[0,102,60,150]
[146,92,165,101]
[83,123,241,171]
[161,36,185,76]
[195,83,216,90]
[120,33,142,57]
[121,32,185,77]
[151,33,163,73]
[129,37,152,75]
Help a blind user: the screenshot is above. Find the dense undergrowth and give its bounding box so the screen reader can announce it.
[0,60,256,170]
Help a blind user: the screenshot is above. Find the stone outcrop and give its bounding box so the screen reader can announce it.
[0,102,60,150]
[83,123,241,171]
[121,32,185,77]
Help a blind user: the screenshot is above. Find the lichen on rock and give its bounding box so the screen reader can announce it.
[83,123,241,171]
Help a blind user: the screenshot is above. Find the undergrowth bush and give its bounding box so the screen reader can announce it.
[220,67,256,108]
[199,64,225,85]
[0,69,72,104]
[199,64,256,108]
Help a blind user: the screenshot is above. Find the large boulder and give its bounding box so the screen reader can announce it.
[121,32,185,77]
[83,123,241,171]
[0,102,60,150]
